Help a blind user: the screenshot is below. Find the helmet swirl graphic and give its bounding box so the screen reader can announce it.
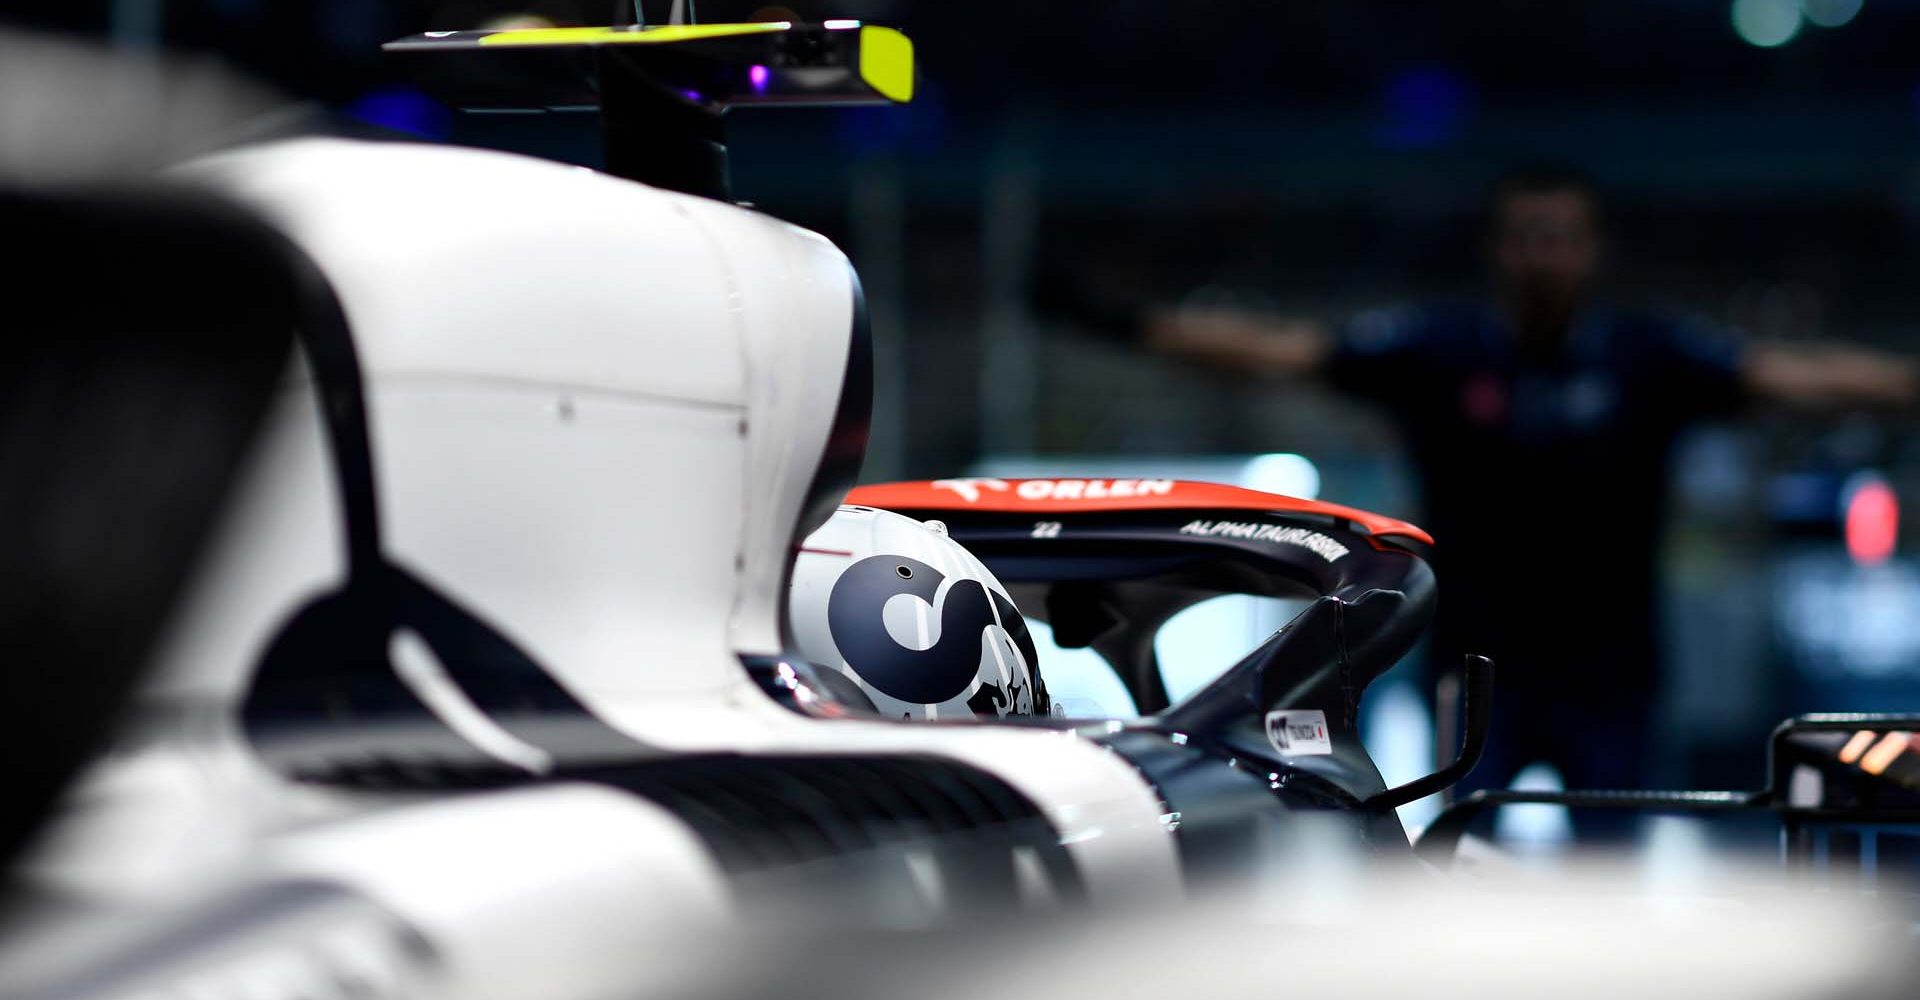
[789,506,1048,720]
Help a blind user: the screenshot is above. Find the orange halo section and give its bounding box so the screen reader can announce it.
[1839,729,1879,765]
[1860,731,1912,776]
[845,478,1434,546]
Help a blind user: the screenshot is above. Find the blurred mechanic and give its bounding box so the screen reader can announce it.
[1144,167,1919,806]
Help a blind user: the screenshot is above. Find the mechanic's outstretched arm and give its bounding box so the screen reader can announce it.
[1742,341,1920,408]
[1140,307,1333,378]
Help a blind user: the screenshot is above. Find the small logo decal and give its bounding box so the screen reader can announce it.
[1013,479,1175,501]
[1265,709,1332,757]
[931,478,1010,502]
[1179,520,1350,562]
[928,478,1177,503]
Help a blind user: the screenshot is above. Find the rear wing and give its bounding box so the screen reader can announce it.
[384,20,914,198]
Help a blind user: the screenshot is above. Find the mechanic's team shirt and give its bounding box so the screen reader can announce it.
[1325,301,1747,704]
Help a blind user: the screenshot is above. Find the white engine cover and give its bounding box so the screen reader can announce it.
[164,137,856,710]
[31,138,1178,921]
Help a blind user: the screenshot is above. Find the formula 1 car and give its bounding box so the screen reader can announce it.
[0,16,1905,1000]
[0,20,1481,998]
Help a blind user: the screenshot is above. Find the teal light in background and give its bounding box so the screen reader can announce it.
[1241,452,1321,500]
[1801,0,1864,29]
[1732,0,1803,47]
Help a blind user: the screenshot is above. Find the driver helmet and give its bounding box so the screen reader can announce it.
[788,505,1050,720]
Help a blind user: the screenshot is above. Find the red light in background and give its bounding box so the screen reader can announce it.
[1845,476,1899,566]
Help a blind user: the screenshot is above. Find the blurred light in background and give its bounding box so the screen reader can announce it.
[1778,555,1920,678]
[1493,763,1574,856]
[1640,816,1717,891]
[343,86,451,139]
[1373,66,1474,150]
[1800,0,1865,29]
[1844,472,1899,566]
[1027,619,1137,717]
[1362,681,1440,835]
[1240,452,1321,500]
[1156,595,1296,703]
[1732,0,1804,47]
[108,0,163,48]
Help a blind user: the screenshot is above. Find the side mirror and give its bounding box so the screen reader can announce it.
[1772,715,1920,812]
[1409,713,1920,867]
